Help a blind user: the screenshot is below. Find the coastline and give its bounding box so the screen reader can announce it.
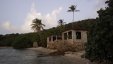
[0,47,12,48]
[0,47,97,64]
[28,47,96,64]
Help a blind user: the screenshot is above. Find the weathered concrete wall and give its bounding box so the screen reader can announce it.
[61,30,87,51]
[47,41,85,51]
[47,40,63,49]
[73,30,87,43]
[33,42,38,48]
[73,42,85,51]
[62,30,75,44]
[47,30,87,51]
[62,30,87,44]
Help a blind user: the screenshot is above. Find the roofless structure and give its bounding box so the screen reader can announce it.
[47,29,87,51]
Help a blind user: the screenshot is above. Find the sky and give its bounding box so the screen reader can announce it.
[0,0,107,34]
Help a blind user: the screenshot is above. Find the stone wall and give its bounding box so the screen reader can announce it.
[47,30,87,51]
[47,41,85,52]
[47,40,63,49]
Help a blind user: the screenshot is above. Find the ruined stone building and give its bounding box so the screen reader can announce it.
[47,29,87,51]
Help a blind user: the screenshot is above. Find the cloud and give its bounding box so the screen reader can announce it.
[95,0,107,10]
[21,3,42,33]
[0,2,62,34]
[0,21,21,34]
[22,2,62,32]
[1,21,13,30]
[44,7,62,28]
[1,0,107,34]
[81,0,107,19]
[92,0,107,17]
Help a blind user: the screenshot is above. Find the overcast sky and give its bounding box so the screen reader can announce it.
[0,0,107,34]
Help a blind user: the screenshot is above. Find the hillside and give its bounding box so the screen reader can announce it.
[0,19,96,48]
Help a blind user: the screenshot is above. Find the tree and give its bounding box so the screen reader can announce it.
[58,19,65,26]
[31,18,45,32]
[57,19,65,34]
[85,0,113,64]
[12,36,32,49]
[68,5,79,29]
[68,5,79,22]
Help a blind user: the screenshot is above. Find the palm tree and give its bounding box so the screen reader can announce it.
[31,18,45,32]
[57,19,66,33]
[58,19,65,26]
[68,5,79,22]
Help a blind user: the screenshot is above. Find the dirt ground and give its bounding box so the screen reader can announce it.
[29,47,97,64]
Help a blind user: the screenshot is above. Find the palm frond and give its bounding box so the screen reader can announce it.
[68,10,72,12]
[75,10,80,12]
[31,18,45,32]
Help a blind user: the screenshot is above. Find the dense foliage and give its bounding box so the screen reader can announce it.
[0,34,19,46]
[0,19,96,49]
[12,36,32,49]
[85,0,113,63]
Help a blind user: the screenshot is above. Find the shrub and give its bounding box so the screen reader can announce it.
[12,36,32,49]
[48,42,77,56]
[85,0,113,63]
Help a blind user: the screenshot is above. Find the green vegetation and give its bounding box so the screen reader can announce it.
[58,19,65,26]
[31,18,45,32]
[85,0,113,64]
[68,5,79,22]
[12,36,32,49]
[0,19,96,49]
[0,33,19,46]
[0,0,113,63]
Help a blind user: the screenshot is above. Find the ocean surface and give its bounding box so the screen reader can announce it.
[0,47,76,64]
